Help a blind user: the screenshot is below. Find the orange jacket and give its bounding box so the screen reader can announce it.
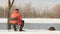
[9,10,22,26]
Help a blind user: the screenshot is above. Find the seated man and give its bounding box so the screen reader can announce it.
[9,9,24,31]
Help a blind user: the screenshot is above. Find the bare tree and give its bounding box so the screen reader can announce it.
[7,0,15,30]
[23,3,32,18]
[53,4,60,18]
[0,7,4,18]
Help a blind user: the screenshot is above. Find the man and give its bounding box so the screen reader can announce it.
[9,9,24,31]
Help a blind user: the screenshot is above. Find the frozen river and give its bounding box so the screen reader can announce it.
[0,18,60,31]
[0,18,60,34]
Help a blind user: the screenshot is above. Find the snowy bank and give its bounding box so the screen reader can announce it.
[0,18,60,23]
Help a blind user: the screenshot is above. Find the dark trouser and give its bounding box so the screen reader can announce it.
[12,24,24,31]
[13,24,17,31]
[7,20,24,31]
[7,23,17,31]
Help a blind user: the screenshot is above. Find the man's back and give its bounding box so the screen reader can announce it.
[9,10,22,25]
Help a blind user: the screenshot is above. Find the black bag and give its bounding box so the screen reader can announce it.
[48,27,56,31]
[21,20,24,28]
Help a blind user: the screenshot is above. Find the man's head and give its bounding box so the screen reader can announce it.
[15,9,19,11]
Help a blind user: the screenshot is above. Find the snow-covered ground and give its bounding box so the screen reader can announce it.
[0,29,60,34]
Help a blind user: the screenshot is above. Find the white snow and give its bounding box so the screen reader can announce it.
[0,18,60,23]
[0,29,60,34]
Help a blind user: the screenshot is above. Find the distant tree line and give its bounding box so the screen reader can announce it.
[0,3,60,18]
